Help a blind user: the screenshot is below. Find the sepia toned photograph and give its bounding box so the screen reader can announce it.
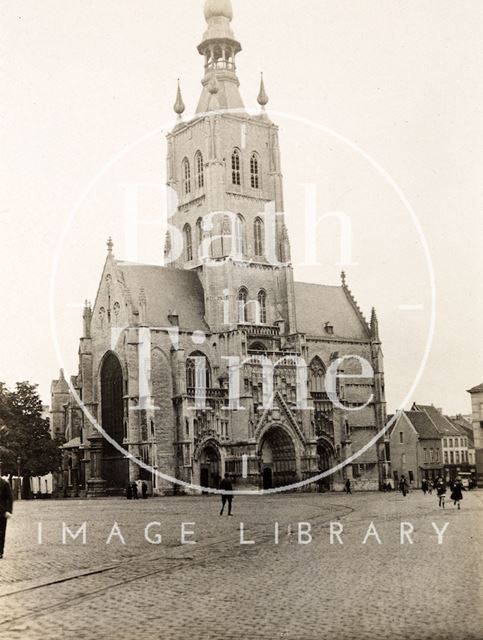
[1,1,482,638]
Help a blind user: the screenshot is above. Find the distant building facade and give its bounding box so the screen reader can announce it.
[467,383,483,486]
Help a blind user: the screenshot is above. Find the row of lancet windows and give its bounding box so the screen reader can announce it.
[238,288,267,324]
[183,215,265,262]
[182,150,260,197]
[232,149,260,188]
[185,353,328,392]
[182,151,204,196]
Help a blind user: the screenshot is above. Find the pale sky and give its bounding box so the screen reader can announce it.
[2,0,482,414]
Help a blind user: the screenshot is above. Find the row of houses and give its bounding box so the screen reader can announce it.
[389,403,477,488]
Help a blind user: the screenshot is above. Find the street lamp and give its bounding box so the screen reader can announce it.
[17,456,21,500]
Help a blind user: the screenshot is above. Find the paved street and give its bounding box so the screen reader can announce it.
[0,489,482,640]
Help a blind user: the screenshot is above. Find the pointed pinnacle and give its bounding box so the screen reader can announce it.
[257,72,269,107]
[174,79,185,116]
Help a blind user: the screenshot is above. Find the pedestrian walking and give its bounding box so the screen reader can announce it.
[427,480,433,495]
[345,479,352,494]
[450,476,465,510]
[399,475,409,497]
[435,477,446,508]
[131,482,138,500]
[126,482,132,500]
[0,477,13,559]
[141,482,148,499]
[421,479,428,495]
[219,473,233,516]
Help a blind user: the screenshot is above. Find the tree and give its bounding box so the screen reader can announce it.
[0,381,61,478]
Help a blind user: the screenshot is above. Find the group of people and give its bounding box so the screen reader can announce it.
[397,474,466,509]
[126,481,149,500]
[433,476,465,509]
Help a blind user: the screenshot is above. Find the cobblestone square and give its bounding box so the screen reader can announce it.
[0,490,482,640]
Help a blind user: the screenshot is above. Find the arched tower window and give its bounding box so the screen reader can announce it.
[231,149,241,186]
[250,152,260,189]
[186,351,211,389]
[235,214,246,257]
[238,287,248,323]
[254,217,264,257]
[182,158,191,196]
[309,356,326,394]
[184,224,193,261]
[257,290,267,324]
[196,217,203,260]
[195,151,204,189]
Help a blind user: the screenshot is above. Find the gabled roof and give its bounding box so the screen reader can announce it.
[294,282,369,340]
[447,416,474,444]
[413,404,461,437]
[467,382,483,394]
[404,411,441,439]
[117,262,208,332]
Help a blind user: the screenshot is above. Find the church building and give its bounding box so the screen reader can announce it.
[51,0,388,496]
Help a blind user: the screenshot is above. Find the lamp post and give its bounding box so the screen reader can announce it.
[17,456,21,500]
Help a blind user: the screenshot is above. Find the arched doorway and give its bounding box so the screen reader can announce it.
[317,439,334,492]
[199,443,221,490]
[260,426,298,489]
[100,353,128,488]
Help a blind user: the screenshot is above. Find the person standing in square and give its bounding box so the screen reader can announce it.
[0,477,13,559]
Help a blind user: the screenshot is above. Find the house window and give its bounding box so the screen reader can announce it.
[455,451,460,464]
[449,438,453,448]
[257,290,267,323]
[429,448,434,462]
[399,431,404,444]
[435,449,439,462]
[231,149,241,185]
[450,451,454,464]
[238,288,248,323]
[423,448,428,463]
[184,224,193,261]
[250,152,260,188]
[182,158,191,195]
[254,217,264,257]
[195,151,204,189]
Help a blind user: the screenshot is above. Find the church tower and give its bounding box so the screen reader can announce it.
[166,0,296,335]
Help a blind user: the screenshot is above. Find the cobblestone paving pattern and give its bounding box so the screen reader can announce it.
[0,490,481,640]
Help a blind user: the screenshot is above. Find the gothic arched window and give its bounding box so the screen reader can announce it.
[184,223,193,261]
[238,287,248,323]
[182,157,191,196]
[257,290,267,324]
[235,214,246,257]
[195,151,204,189]
[231,149,241,186]
[186,351,211,389]
[309,356,326,394]
[254,217,264,257]
[196,217,203,260]
[250,152,260,189]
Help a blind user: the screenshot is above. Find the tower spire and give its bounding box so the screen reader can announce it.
[173,79,185,121]
[196,0,244,113]
[257,72,269,110]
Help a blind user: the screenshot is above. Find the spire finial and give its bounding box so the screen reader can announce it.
[257,72,269,109]
[174,79,186,119]
[107,236,114,254]
[204,0,233,22]
[341,271,346,286]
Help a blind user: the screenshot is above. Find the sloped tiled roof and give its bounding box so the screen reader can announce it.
[447,416,474,445]
[414,404,461,437]
[294,282,369,340]
[117,262,208,332]
[467,382,483,394]
[404,411,441,439]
